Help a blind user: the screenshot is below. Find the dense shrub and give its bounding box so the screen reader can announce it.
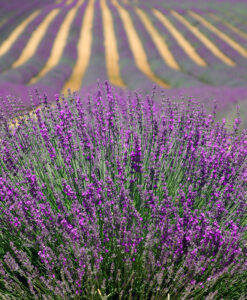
[0,82,246,299]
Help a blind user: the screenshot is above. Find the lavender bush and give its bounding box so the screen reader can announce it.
[0,82,246,299]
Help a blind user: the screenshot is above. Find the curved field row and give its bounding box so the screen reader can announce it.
[135,7,180,71]
[107,0,156,91]
[28,0,85,85]
[0,1,61,44]
[134,3,212,87]
[11,9,61,69]
[0,0,247,95]
[0,10,41,58]
[126,4,204,88]
[183,10,247,86]
[208,13,247,42]
[170,10,235,66]
[156,5,247,86]
[79,0,108,88]
[3,6,79,87]
[61,0,95,94]
[100,0,126,88]
[150,5,237,86]
[111,0,170,89]
[0,5,76,86]
[32,0,90,96]
[203,13,247,62]
[0,1,87,90]
[184,10,247,69]
[188,10,247,59]
[152,9,207,67]
[0,2,65,73]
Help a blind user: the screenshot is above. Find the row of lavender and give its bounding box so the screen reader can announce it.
[0,0,56,42]
[0,0,247,133]
[0,0,247,94]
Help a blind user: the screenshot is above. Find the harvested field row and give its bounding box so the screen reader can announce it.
[0,0,247,95]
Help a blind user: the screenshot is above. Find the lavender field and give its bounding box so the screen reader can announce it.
[0,0,247,299]
[0,0,247,129]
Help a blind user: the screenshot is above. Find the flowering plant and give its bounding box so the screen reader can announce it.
[0,82,246,299]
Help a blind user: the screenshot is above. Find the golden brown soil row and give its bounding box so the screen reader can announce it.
[12,9,60,69]
[0,10,41,58]
[61,0,95,94]
[208,13,247,42]
[28,0,85,85]
[111,0,170,89]
[1,2,247,101]
[152,9,207,67]
[188,10,247,59]
[171,10,236,66]
[100,0,126,88]
[135,7,180,70]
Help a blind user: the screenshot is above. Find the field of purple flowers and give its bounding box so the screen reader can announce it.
[0,0,247,299]
[0,0,247,129]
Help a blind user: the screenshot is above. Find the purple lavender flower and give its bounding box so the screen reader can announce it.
[0,82,246,299]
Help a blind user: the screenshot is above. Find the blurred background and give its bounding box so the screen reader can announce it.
[0,0,247,133]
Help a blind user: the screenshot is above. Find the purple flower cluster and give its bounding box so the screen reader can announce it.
[0,0,247,100]
[0,82,246,298]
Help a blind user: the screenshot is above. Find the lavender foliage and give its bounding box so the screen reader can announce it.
[0,82,246,299]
